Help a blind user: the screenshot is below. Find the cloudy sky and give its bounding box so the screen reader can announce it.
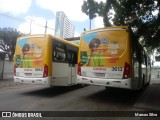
[0,0,106,36]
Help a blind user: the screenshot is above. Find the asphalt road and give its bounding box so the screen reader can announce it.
[0,79,160,120]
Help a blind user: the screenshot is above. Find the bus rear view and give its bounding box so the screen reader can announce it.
[14,34,52,85]
[77,26,133,89]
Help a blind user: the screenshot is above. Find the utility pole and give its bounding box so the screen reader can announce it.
[45,21,47,34]
[89,19,91,30]
[29,18,34,35]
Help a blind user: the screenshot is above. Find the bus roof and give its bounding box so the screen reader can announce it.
[50,35,79,48]
[17,34,79,48]
[82,26,128,35]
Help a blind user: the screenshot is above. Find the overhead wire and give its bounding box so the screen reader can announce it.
[0,11,55,31]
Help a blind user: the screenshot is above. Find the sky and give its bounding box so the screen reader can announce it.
[0,0,160,66]
[0,0,106,37]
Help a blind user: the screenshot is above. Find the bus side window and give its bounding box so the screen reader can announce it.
[68,50,77,64]
[141,51,147,66]
[141,51,144,64]
[52,40,67,63]
[72,51,77,64]
[148,59,151,66]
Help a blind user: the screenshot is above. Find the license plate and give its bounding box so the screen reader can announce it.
[25,73,32,76]
[95,73,105,77]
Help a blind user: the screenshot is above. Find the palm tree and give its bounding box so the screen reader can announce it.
[81,0,98,30]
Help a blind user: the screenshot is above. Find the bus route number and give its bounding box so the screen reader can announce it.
[112,67,122,71]
[35,68,43,71]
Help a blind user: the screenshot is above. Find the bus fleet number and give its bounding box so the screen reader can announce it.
[35,68,43,71]
[112,67,122,71]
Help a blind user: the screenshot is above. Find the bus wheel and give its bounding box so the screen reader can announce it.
[78,84,88,87]
[105,86,113,90]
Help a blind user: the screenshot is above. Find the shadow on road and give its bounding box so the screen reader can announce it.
[21,85,88,98]
[85,82,160,110]
[20,81,160,111]
[85,87,146,107]
[134,83,160,110]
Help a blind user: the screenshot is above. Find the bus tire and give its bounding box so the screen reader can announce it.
[78,84,88,87]
[105,86,113,90]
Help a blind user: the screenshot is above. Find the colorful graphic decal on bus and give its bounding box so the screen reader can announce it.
[80,30,126,67]
[108,41,119,55]
[15,37,45,69]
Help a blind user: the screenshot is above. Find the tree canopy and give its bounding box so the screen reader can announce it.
[82,0,160,53]
[0,27,24,60]
[81,0,98,29]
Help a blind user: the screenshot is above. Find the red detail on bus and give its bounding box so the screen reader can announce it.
[43,64,48,77]
[78,63,81,76]
[14,65,16,76]
[122,62,130,79]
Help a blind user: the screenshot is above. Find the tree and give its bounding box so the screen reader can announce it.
[96,0,160,54]
[81,0,98,30]
[0,27,24,61]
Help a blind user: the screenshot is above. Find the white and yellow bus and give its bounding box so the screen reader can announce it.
[14,34,79,86]
[77,26,151,90]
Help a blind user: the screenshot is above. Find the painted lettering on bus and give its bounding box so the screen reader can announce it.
[107,57,119,63]
[112,67,122,71]
[24,68,33,71]
[93,67,106,71]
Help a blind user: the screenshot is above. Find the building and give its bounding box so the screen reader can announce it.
[54,11,75,38]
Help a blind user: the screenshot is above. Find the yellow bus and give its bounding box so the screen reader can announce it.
[77,26,151,90]
[14,34,79,86]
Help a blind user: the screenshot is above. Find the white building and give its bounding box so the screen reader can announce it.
[54,11,75,38]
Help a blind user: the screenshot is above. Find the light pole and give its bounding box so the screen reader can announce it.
[44,21,47,34]
[29,20,33,34]
[28,18,34,35]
